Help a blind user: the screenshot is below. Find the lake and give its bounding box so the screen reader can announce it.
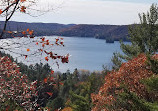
[0,36,123,73]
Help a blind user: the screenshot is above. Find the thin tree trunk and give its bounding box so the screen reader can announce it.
[0,0,19,39]
[0,20,8,39]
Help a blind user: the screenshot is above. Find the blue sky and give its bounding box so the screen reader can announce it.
[1,0,158,25]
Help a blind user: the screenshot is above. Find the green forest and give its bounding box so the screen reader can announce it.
[0,1,158,111]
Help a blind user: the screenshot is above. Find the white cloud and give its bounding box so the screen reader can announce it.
[0,0,152,25]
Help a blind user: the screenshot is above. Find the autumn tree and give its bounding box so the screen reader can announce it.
[0,49,68,110]
[91,54,158,111]
[0,0,70,110]
[0,56,38,110]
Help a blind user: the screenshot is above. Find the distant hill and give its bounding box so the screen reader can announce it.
[0,21,75,36]
[0,21,129,43]
[57,24,129,42]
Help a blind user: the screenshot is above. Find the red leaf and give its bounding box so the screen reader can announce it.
[39,49,43,52]
[59,82,64,85]
[60,37,64,40]
[60,42,63,45]
[36,42,38,45]
[46,92,53,96]
[51,70,54,74]
[46,40,49,42]
[25,55,28,59]
[61,56,69,63]
[42,43,45,47]
[46,42,49,45]
[57,56,61,59]
[41,37,45,42]
[50,77,54,81]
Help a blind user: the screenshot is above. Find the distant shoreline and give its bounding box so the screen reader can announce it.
[0,21,129,43]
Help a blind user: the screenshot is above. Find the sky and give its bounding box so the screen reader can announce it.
[1,0,158,25]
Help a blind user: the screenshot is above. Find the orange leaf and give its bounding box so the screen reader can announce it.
[0,9,2,14]
[45,56,49,61]
[20,6,26,13]
[26,28,29,32]
[20,0,26,2]
[29,30,34,35]
[56,39,59,42]
[26,48,30,52]
[22,31,26,35]
[44,78,47,83]
[8,31,12,34]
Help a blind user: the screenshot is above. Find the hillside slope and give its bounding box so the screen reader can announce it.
[0,21,129,42]
[57,24,128,42]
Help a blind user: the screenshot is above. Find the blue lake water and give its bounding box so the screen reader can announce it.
[0,36,123,73]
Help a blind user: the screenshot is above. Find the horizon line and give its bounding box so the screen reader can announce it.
[0,20,135,26]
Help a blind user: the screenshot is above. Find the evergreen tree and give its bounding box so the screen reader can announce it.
[122,4,158,57]
[68,82,91,111]
[112,4,158,70]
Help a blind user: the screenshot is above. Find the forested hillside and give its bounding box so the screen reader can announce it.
[58,24,129,42]
[0,21,128,42]
[0,21,75,36]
